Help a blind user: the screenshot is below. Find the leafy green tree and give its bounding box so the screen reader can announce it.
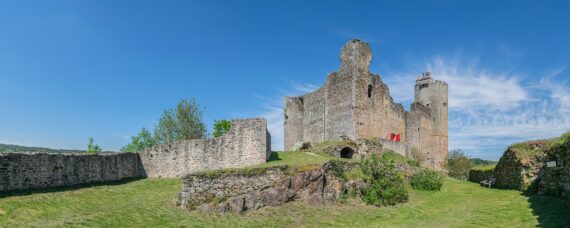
[154,98,206,144]
[121,128,156,153]
[447,149,472,180]
[86,137,102,154]
[213,119,232,137]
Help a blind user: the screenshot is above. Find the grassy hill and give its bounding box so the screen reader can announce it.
[1,151,569,227]
[0,144,85,154]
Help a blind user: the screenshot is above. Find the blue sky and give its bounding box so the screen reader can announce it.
[1,1,569,160]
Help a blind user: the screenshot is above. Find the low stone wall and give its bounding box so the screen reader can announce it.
[178,163,347,213]
[377,138,406,157]
[0,153,144,192]
[468,166,494,183]
[139,118,271,178]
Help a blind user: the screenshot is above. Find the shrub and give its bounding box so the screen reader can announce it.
[410,147,426,165]
[359,154,408,206]
[86,138,102,154]
[447,149,471,180]
[329,159,346,180]
[410,170,444,191]
[213,119,232,137]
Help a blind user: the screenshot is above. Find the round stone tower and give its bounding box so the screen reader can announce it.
[414,72,449,168]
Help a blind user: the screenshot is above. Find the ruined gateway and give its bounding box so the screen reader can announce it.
[284,39,448,169]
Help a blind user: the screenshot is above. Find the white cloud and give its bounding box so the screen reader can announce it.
[385,56,529,109]
[385,57,570,160]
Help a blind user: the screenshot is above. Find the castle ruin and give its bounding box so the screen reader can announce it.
[284,39,448,169]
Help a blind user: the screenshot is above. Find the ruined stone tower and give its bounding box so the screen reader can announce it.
[284,39,448,169]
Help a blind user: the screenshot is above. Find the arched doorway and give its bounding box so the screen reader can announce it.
[340,147,355,159]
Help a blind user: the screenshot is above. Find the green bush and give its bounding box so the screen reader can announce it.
[213,119,232,137]
[329,159,347,180]
[86,138,102,154]
[447,149,471,180]
[360,154,408,206]
[410,170,444,191]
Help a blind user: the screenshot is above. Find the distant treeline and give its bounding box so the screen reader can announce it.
[470,158,497,166]
[0,144,85,154]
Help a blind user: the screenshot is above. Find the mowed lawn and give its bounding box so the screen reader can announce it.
[1,152,569,227]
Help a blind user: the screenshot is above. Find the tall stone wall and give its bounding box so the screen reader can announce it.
[303,87,327,145]
[0,152,144,192]
[414,74,449,169]
[139,118,271,178]
[284,97,304,150]
[405,102,431,156]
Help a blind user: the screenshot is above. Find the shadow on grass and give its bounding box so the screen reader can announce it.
[524,191,570,227]
[0,177,144,199]
[267,152,282,162]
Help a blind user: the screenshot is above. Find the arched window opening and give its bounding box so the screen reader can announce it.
[368,85,373,98]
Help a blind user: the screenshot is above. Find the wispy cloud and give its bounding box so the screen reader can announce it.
[385,57,570,160]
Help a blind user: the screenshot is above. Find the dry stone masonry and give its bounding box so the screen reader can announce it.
[0,153,144,192]
[284,39,448,169]
[539,134,570,196]
[0,118,271,192]
[139,118,271,178]
[494,142,547,191]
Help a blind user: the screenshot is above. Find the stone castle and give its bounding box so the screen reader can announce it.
[284,39,448,169]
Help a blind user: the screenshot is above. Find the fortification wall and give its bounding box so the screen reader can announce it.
[325,71,356,140]
[405,102,432,164]
[0,152,144,192]
[139,118,271,178]
[302,87,327,145]
[284,97,304,151]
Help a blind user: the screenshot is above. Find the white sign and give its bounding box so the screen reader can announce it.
[547,161,557,168]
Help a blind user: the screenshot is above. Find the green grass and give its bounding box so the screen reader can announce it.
[381,151,420,167]
[1,151,568,227]
[1,178,568,227]
[256,151,354,169]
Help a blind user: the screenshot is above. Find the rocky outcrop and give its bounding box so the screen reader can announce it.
[178,163,351,213]
[177,159,422,213]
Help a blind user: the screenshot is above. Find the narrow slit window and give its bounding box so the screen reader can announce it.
[368,85,372,98]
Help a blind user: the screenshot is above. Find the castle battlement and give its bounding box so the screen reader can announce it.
[284,39,449,169]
